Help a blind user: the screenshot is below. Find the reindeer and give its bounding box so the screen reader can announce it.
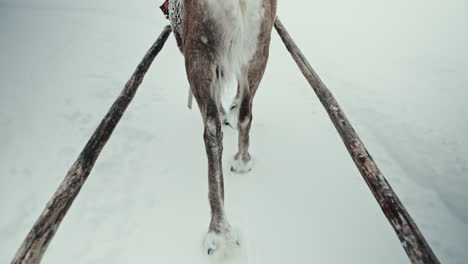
[168,0,277,255]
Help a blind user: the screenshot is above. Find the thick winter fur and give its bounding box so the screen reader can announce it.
[179,0,277,255]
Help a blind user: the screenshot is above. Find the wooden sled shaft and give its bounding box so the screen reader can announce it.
[274,17,439,264]
[11,25,172,264]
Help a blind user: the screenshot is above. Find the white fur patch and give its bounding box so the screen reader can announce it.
[203,0,265,111]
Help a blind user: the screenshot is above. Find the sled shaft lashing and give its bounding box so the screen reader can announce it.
[11,25,172,264]
[274,17,440,264]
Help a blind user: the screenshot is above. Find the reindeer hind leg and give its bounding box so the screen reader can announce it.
[231,37,272,173]
[231,72,254,173]
[201,93,241,257]
[185,53,240,256]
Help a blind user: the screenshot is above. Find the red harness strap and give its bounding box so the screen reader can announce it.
[160,0,170,19]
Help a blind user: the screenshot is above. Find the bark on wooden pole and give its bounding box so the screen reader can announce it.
[274,18,440,264]
[11,25,172,264]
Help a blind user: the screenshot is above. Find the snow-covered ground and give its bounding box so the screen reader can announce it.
[1,0,467,263]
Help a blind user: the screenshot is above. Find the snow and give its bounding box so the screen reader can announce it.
[1,0,467,263]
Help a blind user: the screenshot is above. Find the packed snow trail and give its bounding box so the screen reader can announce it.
[1,0,467,263]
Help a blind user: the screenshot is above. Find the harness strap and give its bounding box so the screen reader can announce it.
[160,0,170,19]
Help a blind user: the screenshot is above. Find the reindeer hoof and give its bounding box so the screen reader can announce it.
[230,156,253,174]
[231,166,250,172]
[204,231,241,257]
